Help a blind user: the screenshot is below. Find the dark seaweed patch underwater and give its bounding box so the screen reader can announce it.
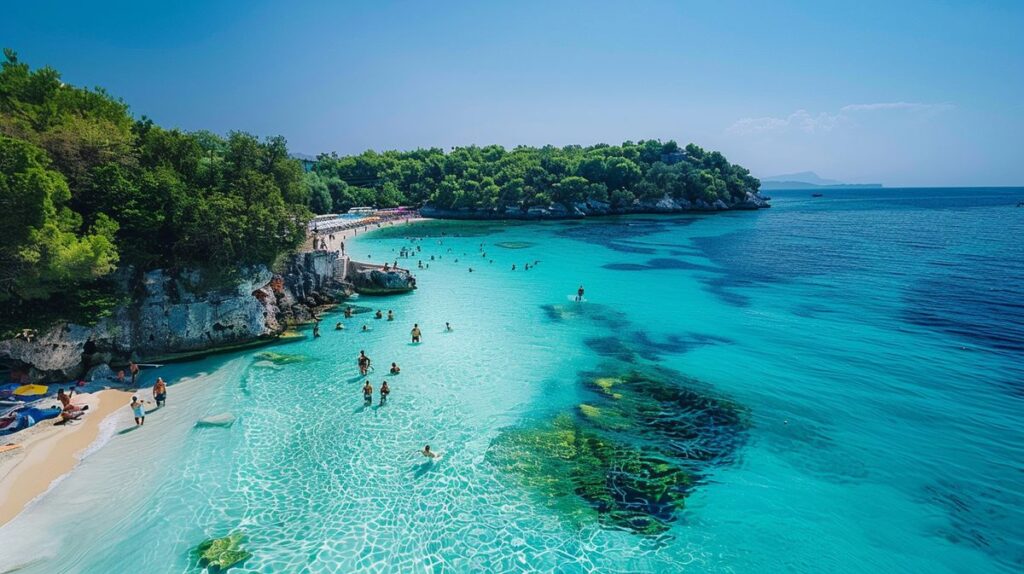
[487,367,749,536]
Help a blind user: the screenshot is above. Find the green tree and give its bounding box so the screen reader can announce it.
[0,135,118,301]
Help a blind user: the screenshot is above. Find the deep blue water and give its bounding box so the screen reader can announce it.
[1,187,1022,573]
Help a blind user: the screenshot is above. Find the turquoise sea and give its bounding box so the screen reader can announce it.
[1,187,1022,573]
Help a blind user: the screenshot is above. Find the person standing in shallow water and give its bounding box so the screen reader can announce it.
[380,381,390,405]
[362,380,373,405]
[152,377,167,408]
[131,396,146,426]
[576,285,585,302]
[411,324,421,343]
[358,351,371,375]
[129,361,140,386]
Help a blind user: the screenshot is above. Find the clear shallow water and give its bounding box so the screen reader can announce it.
[1,187,1022,573]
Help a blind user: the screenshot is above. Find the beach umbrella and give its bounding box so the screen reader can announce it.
[13,384,49,399]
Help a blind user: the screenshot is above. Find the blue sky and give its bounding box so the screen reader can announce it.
[3,0,1022,186]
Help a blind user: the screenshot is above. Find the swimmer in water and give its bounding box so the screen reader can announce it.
[335,322,344,330]
[387,310,394,321]
[421,445,437,458]
[445,322,453,332]
[411,324,422,343]
[390,362,401,374]
[375,309,383,319]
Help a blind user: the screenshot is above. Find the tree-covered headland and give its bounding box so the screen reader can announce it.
[306,141,761,215]
[0,50,310,332]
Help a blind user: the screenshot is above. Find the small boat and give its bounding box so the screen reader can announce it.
[811,193,824,198]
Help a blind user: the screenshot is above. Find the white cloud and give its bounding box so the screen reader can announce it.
[727,101,953,135]
[840,101,953,112]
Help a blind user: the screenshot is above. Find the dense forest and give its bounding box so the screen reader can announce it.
[0,50,310,330]
[306,140,760,214]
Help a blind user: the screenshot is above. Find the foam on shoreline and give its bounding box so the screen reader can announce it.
[0,389,132,526]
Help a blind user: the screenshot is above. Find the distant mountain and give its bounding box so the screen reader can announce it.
[759,171,882,190]
[762,171,842,185]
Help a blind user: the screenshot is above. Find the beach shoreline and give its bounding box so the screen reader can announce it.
[305,216,429,257]
[0,389,131,527]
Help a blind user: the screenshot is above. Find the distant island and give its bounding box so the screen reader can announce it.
[307,141,769,219]
[759,171,882,190]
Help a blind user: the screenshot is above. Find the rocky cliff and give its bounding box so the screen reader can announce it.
[346,261,417,295]
[0,251,352,382]
[420,192,771,220]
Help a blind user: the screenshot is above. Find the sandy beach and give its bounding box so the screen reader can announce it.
[0,389,131,526]
[303,216,428,256]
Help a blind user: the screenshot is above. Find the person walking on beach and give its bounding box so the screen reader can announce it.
[362,380,374,405]
[576,285,585,302]
[152,377,167,408]
[131,396,146,426]
[129,361,140,386]
[358,351,372,375]
[411,324,422,343]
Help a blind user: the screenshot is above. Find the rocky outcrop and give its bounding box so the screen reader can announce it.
[346,261,417,295]
[0,251,352,382]
[420,191,770,220]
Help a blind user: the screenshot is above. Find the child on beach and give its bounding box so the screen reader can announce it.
[131,396,146,426]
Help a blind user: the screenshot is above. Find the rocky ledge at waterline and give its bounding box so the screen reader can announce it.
[420,192,771,220]
[0,252,416,382]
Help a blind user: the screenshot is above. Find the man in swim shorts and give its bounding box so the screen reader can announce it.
[380,381,390,404]
[152,377,167,408]
[363,380,373,404]
[411,324,421,343]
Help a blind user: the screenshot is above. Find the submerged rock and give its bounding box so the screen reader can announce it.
[253,351,307,365]
[487,366,749,536]
[196,413,236,428]
[193,531,252,571]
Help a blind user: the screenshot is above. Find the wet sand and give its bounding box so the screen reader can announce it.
[0,389,131,526]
